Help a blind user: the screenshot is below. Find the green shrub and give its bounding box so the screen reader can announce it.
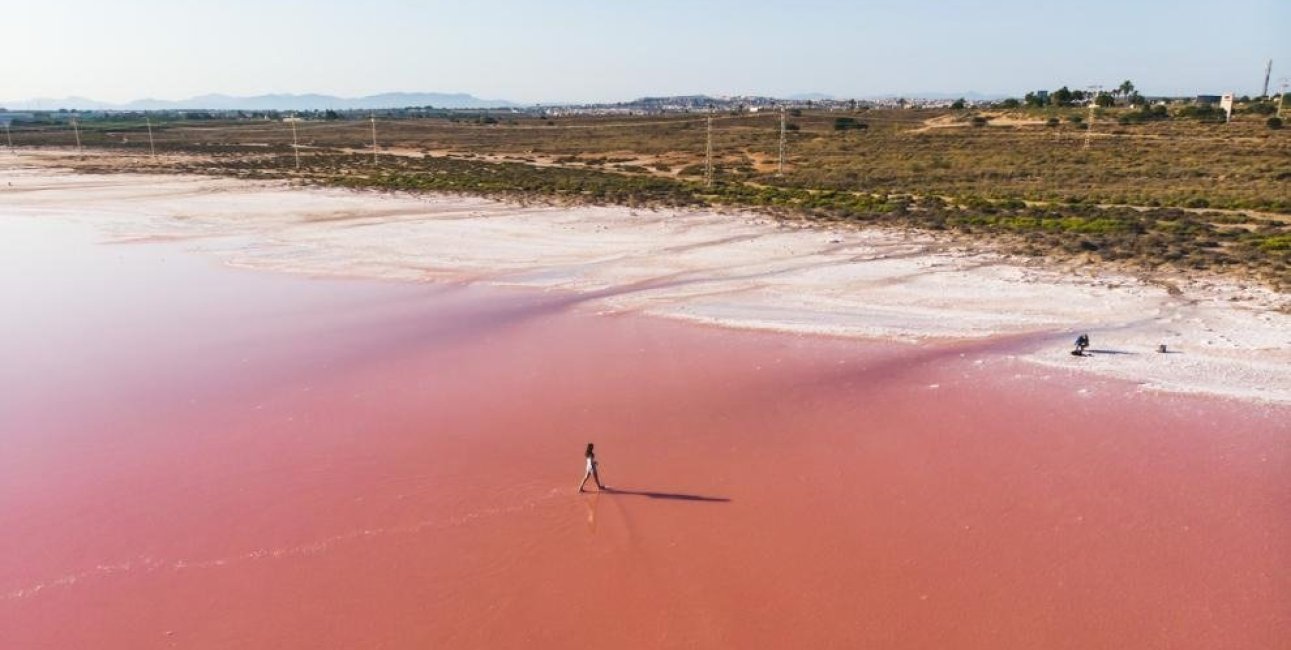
[1176,104,1226,122]
[833,117,868,131]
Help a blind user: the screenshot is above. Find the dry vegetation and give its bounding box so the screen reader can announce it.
[11,106,1290,290]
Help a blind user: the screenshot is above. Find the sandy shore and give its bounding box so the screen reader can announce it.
[2,157,1289,403]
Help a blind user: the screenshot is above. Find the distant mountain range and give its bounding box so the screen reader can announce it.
[1,92,517,111]
[2,91,1019,113]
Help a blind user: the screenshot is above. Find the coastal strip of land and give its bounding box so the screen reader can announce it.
[2,158,1288,403]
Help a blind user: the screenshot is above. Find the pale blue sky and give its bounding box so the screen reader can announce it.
[4,0,1288,103]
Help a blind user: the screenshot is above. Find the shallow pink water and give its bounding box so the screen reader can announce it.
[1,216,1288,649]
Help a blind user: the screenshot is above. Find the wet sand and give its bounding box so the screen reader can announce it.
[2,214,1288,649]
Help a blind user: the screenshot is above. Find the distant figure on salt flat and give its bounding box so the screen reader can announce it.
[579,443,607,493]
[1072,333,1090,356]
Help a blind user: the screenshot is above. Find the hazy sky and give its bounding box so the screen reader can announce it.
[5,0,1288,103]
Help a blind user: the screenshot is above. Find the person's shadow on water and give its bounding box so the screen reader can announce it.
[599,487,731,502]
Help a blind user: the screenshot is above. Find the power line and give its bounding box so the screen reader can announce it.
[146,117,156,160]
[290,114,301,170]
[778,107,786,177]
[1084,85,1101,149]
[1279,79,1289,119]
[36,103,1265,170]
[704,109,713,188]
[149,110,926,146]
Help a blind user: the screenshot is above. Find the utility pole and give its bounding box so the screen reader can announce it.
[290,113,301,170]
[4,122,12,153]
[704,109,713,188]
[146,117,156,160]
[778,107,786,177]
[1084,85,1101,150]
[1262,59,1273,98]
[71,117,82,154]
[369,113,378,165]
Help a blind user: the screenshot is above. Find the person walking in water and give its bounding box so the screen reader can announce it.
[579,443,606,492]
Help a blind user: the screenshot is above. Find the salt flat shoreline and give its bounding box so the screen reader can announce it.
[3,158,1289,404]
